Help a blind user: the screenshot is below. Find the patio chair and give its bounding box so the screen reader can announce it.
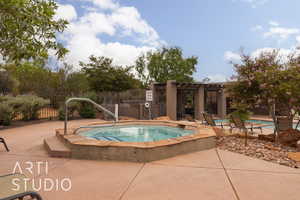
[273,116,293,135]
[202,113,231,129]
[296,119,300,130]
[0,137,9,152]
[230,115,267,134]
[0,173,42,200]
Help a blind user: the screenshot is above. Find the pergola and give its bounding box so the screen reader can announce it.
[152,80,228,120]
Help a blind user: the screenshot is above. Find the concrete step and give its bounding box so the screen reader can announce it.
[44,136,71,158]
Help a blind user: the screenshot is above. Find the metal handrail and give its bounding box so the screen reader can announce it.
[64,98,118,134]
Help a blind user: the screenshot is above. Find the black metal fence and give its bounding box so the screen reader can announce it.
[13,106,59,121]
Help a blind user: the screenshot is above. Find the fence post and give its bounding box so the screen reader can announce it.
[139,104,143,120]
[115,104,119,121]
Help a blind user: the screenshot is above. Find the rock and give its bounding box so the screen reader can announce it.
[279,160,291,166]
[265,144,281,151]
[278,129,300,147]
[258,134,274,142]
[297,140,300,151]
[217,135,299,168]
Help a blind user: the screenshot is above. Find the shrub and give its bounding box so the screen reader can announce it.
[78,92,98,119]
[0,95,22,120]
[0,95,49,124]
[16,95,50,121]
[0,102,14,125]
[58,102,79,120]
[78,103,96,118]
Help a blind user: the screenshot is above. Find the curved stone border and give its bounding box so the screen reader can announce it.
[55,120,216,162]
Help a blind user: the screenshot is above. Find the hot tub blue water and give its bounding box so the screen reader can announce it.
[79,125,194,142]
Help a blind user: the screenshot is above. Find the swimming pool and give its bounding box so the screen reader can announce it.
[215,119,299,129]
[79,125,195,142]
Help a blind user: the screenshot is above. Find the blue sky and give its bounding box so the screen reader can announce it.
[56,0,300,82]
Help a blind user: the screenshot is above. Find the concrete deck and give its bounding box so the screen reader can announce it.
[0,120,299,200]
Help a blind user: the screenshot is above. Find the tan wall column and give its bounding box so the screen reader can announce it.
[217,89,227,118]
[195,86,205,120]
[166,80,177,120]
[151,83,157,104]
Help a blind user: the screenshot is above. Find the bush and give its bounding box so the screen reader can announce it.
[0,102,14,125]
[0,95,22,122]
[58,102,79,120]
[15,95,49,121]
[78,92,98,119]
[58,107,65,121]
[78,103,96,118]
[0,95,49,125]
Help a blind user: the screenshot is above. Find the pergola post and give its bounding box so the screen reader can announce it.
[217,89,227,119]
[195,85,205,120]
[166,80,177,120]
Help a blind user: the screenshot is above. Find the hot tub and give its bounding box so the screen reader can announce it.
[80,125,195,142]
[55,120,216,162]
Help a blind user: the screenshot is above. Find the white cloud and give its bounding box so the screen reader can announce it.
[224,51,241,62]
[110,7,161,46]
[251,47,289,58]
[254,22,300,44]
[249,47,300,63]
[224,47,300,68]
[269,21,279,26]
[80,0,119,10]
[296,36,300,44]
[233,0,269,8]
[68,12,116,36]
[264,27,299,40]
[56,0,163,69]
[55,4,77,21]
[206,74,228,83]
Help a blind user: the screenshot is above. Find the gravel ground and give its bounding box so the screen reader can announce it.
[217,136,300,168]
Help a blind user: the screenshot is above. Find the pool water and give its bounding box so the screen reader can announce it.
[215,119,299,130]
[79,125,194,142]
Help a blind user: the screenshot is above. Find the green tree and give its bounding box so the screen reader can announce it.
[58,63,90,97]
[228,50,300,127]
[6,62,52,95]
[80,55,141,92]
[135,47,198,86]
[50,63,90,105]
[0,68,18,95]
[0,0,68,63]
[3,62,90,106]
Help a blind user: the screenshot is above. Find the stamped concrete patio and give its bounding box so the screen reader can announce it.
[0,120,299,200]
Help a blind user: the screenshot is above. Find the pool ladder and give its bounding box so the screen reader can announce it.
[64,98,118,135]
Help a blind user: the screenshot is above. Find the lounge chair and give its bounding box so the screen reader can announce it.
[296,119,300,130]
[273,116,293,135]
[202,113,231,129]
[0,173,42,200]
[230,115,267,134]
[0,137,9,152]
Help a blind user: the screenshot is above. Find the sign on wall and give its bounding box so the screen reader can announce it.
[146,90,153,102]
